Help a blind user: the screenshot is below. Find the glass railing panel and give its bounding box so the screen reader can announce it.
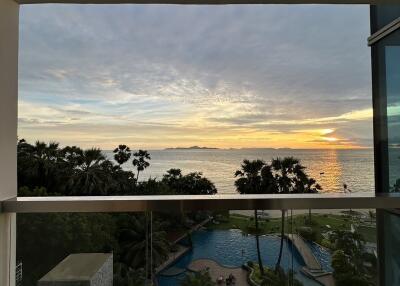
[16,208,377,286]
[387,42,400,193]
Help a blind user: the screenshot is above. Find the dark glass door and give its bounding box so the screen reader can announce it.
[370,7,400,285]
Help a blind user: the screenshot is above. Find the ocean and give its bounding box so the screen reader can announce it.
[108,148,376,195]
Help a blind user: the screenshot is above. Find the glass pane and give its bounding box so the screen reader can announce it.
[372,27,400,193]
[382,211,400,285]
[18,4,374,197]
[372,5,400,32]
[17,209,377,286]
[386,43,400,192]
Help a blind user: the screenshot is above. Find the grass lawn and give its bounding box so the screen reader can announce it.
[249,264,273,285]
[207,212,376,243]
[357,225,377,243]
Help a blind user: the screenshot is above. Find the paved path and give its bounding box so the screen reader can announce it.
[188,259,249,286]
[288,234,321,270]
[155,245,190,274]
[315,273,335,286]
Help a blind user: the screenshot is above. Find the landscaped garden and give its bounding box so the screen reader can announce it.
[208,210,376,243]
[156,209,377,286]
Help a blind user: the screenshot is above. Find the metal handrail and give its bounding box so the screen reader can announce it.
[368,17,400,46]
[2,193,400,213]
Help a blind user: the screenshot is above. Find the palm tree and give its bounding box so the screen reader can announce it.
[113,263,145,286]
[61,146,84,167]
[235,159,277,276]
[118,215,169,276]
[368,210,376,224]
[271,157,296,272]
[132,150,151,181]
[80,148,106,171]
[271,157,321,271]
[69,148,111,195]
[113,144,131,166]
[295,176,321,225]
[298,174,322,232]
[25,141,61,190]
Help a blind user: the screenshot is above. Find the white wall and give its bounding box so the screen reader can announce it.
[0,0,18,201]
[0,0,19,285]
[0,214,16,286]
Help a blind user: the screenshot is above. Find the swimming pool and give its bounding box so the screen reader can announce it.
[306,241,333,272]
[157,229,328,285]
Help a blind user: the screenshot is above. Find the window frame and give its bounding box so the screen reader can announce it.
[1,2,399,286]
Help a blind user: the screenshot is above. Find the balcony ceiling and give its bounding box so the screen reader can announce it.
[15,0,400,4]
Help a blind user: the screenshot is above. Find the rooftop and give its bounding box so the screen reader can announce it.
[39,253,112,282]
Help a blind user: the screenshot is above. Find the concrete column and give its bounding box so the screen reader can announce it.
[0,214,16,286]
[0,0,19,285]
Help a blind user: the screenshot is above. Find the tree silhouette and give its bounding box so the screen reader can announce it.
[330,231,372,286]
[118,215,169,275]
[16,139,220,285]
[234,157,321,273]
[271,157,321,272]
[132,150,151,181]
[368,210,376,224]
[113,263,145,286]
[162,168,217,195]
[113,145,131,166]
[18,140,61,192]
[69,148,112,195]
[234,159,277,276]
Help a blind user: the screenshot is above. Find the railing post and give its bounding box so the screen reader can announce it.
[0,0,19,285]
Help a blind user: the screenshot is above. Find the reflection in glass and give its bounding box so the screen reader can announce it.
[383,211,400,285]
[386,46,400,192]
[17,209,377,286]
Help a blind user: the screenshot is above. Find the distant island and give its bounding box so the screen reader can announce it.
[165,146,219,150]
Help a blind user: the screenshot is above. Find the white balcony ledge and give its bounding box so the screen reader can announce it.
[1,193,400,213]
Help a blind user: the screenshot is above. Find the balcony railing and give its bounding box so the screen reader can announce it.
[2,193,400,213]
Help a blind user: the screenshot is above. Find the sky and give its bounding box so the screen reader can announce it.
[18,4,373,150]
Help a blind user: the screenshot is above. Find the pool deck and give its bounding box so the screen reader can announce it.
[155,244,190,274]
[157,217,212,274]
[302,267,335,286]
[287,234,335,286]
[288,234,321,270]
[188,259,249,286]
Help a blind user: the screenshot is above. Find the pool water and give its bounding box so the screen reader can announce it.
[306,241,333,272]
[157,229,328,286]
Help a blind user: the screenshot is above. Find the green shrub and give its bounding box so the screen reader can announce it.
[298,227,317,241]
[170,244,179,253]
[320,238,333,250]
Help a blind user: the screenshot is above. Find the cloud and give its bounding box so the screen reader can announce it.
[18,4,372,149]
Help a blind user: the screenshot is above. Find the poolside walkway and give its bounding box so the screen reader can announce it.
[157,217,212,274]
[302,268,335,286]
[288,234,321,270]
[287,234,335,286]
[166,217,212,244]
[188,259,249,286]
[316,273,335,286]
[155,244,190,274]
